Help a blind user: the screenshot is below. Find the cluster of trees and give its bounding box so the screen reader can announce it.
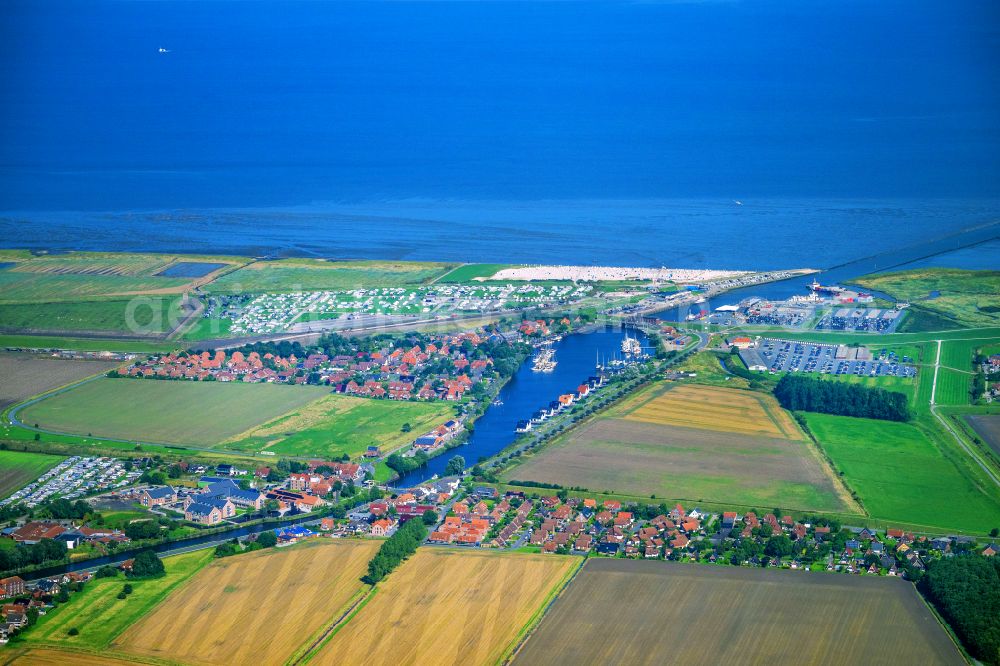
[0,538,67,575]
[362,518,427,584]
[128,550,165,578]
[36,498,91,520]
[385,451,429,476]
[96,564,120,578]
[123,517,180,541]
[214,530,278,558]
[444,455,465,476]
[774,375,911,422]
[921,556,1000,665]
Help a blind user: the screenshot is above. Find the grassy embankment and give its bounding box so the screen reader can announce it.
[435,263,519,283]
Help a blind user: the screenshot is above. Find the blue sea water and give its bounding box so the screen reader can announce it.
[1,1,999,268]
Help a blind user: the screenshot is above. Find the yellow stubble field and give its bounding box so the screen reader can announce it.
[312,548,580,666]
[116,539,378,666]
[615,382,802,439]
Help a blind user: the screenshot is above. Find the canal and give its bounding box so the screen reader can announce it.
[393,325,650,487]
[20,512,322,582]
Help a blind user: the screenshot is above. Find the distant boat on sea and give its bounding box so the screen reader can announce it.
[158,47,170,53]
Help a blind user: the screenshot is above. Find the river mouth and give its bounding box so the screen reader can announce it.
[392,325,651,487]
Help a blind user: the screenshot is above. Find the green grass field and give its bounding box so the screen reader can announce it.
[222,393,454,459]
[0,298,186,334]
[940,339,979,372]
[9,254,175,276]
[934,367,972,406]
[676,351,750,389]
[179,316,233,341]
[0,335,180,353]
[22,548,212,650]
[203,259,455,293]
[804,412,1000,533]
[0,450,65,499]
[96,510,152,530]
[855,268,1000,330]
[0,252,240,307]
[0,273,191,305]
[435,263,517,283]
[19,378,330,446]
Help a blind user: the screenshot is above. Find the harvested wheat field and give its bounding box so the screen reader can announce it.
[515,559,964,666]
[117,539,378,666]
[313,548,580,666]
[610,382,802,439]
[0,647,142,666]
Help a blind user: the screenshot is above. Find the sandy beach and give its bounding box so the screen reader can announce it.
[487,265,749,283]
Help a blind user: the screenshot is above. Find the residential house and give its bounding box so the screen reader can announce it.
[140,486,176,507]
[371,519,394,537]
[185,502,223,525]
[0,577,24,599]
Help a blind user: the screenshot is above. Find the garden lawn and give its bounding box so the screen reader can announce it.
[222,393,454,459]
[0,450,64,499]
[23,548,213,650]
[804,412,1000,533]
[20,378,330,446]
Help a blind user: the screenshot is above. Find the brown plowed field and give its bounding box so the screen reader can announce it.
[516,559,964,666]
[505,381,852,512]
[0,353,120,410]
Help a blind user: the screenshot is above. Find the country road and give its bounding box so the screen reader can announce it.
[928,338,1000,489]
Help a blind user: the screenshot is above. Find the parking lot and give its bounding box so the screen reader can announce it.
[814,307,905,334]
[739,339,917,378]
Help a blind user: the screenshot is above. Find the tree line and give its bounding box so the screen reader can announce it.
[773,375,911,421]
[362,518,427,585]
